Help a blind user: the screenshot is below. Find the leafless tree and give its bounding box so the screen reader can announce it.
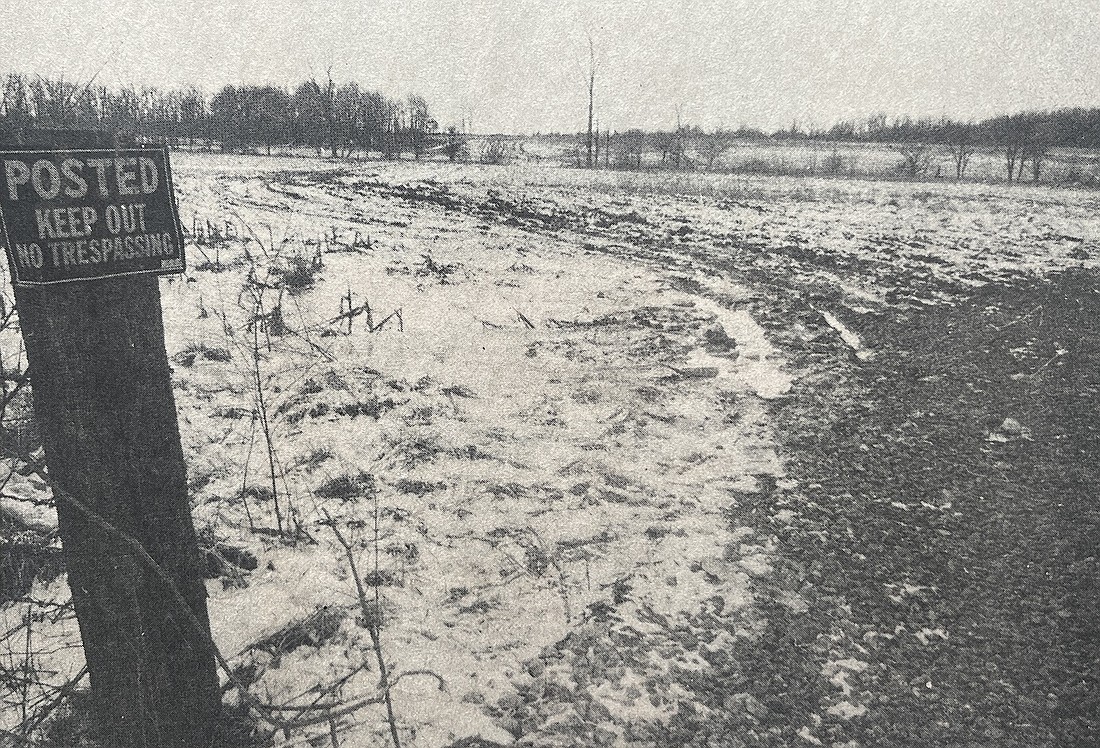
[585,34,596,168]
[297,66,339,158]
[406,94,432,159]
[698,131,730,170]
[943,123,976,179]
[895,142,933,177]
[992,113,1028,183]
[1026,141,1048,182]
[672,104,686,168]
[653,130,676,167]
[614,129,646,169]
[1023,119,1053,182]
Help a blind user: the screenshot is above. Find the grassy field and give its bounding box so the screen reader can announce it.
[2,153,1098,746]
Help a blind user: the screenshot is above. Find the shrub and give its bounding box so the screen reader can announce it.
[480,136,511,165]
[315,471,375,501]
[895,142,933,177]
[823,148,847,175]
[272,253,320,295]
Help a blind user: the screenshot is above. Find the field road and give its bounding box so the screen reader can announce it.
[7,154,1096,748]
[361,163,1100,747]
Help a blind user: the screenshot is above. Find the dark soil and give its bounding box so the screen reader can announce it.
[664,269,1100,746]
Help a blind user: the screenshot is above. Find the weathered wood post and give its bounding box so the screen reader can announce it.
[0,130,219,747]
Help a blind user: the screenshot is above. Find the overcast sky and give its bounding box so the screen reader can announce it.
[5,0,1099,133]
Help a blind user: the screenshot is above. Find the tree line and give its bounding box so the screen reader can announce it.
[574,33,1100,183]
[568,108,1100,184]
[0,72,444,158]
[806,109,1100,150]
[786,109,1100,182]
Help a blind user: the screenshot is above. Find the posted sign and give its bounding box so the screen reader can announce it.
[0,148,185,285]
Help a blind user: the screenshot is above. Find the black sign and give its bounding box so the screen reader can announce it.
[0,148,185,285]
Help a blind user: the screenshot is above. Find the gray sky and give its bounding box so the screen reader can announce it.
[5,0,1099,133]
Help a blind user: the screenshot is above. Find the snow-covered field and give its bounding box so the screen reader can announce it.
[3,152,1099,747]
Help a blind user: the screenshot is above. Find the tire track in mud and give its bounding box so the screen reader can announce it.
[305,175,873,745]
[433,183,1100,747]
[243,172,1099,746]
[764,274,1100,747]
[362,177,1099,746]
[177,169,809,746]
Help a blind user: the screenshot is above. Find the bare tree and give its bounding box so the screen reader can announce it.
[993,113,1028,183]
[943,122,976,179]
[1024,118,1053,182]
[698,130,730,170]
[585,34,596,168]
[895,142,933,177]
[334,82,363,157]
[406,94,431,159]
[1027,141,1048,182]
[673,104,686,168]
[614,129,646,169]
[300,66,338,158]
[653,130,676,167]
[322,67,338,158]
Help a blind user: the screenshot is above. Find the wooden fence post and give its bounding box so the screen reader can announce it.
[4,130,219,747]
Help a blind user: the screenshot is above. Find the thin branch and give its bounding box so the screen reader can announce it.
[324,509,402,748]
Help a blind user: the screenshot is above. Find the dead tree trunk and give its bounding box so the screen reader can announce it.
[586,36,595,169]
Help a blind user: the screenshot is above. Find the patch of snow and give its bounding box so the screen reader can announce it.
[826,700,868,720]
[797,725,824,744]
[690,297,793,398]
[820,310,873,361]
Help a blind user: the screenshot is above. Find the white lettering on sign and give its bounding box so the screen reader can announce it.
[3,156,162,201]
[33,206,100,239]
[30,161,61,200]
[139,158,158,193]
[61,159,88,198]
[103,203,148,235]
[4,160,30,200]
[38,233,178,267]
[0,147,185,285]
[14,243,44,269]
